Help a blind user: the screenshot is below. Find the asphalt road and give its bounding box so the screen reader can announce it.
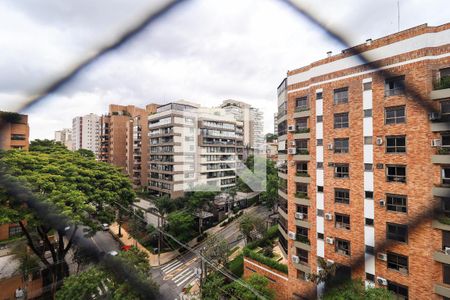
[151,205,271,300]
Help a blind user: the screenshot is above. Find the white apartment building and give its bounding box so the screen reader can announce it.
[72,113,101,156]
[54,128,73,150]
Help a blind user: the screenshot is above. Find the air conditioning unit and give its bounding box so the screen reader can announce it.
[288,125,296,132]
[429,112,441,121]
[376,137,383,145]
[290,141,297,146]
[327,143,333,150]
[295,212,305,220]
[325,213,333,221]
[445,247,450,255]
[326,237,334,244]
[377,277,388,286]
[432,139,442,147]
[288,231,296,240]
[288,148,297,155]
[292,255,300,264]
[377,253,387,261]
[379,200,386,207]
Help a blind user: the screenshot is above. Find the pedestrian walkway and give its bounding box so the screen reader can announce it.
[160,258,198,287]
[109,223,178,267]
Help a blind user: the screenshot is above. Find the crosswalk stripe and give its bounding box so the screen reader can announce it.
[161,259,180,271]
[163,261,183,274]
[172,268,192,282]
[176,273,196,287]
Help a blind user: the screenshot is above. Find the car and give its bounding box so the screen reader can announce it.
[101,223,109,231]
[107,250,118,256]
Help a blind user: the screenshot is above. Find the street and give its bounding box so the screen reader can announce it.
[151,205,271,300]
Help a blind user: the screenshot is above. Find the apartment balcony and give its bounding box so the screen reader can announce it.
[293,154,310,161]
[431,88,450,100]
[295,218,310,229]
[294,193,309,206]
[294,235,311,251]
[433,186,450,198]
[435,283,450,298]
[278,154,287,161]
[292,260,311,273]
[278,133,287,142]
[293,108,310,119]
[434,250,450,264]
[294,173,311,184]
[293,129,310,140]
[431,122,450,132]
[278,223,288,240]
[278,189,288,200]
[278,171,287,180]
[432,153,450,164]
[277,111,287,123]
[278,206,288,221]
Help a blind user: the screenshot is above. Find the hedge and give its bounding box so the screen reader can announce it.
[227,253,244,277]
[246,225,278,250]
[243,248,288,274]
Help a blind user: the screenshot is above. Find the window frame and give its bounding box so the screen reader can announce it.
[386,135,406,153]
[387,252,408,274]
[335,238,351,256]
[386,194,407,213]
[334,112,349,128]
[335,213,350,230]
[386,223,408,243]
[334,138,349,154]
[384,76,405,96]
[333,87,349,104]
[334,188,350,204]
[334,163,350,178]
[386,165,406,183]
[385,106,406,124]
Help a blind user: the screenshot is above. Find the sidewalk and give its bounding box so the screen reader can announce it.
[109,223,179,267]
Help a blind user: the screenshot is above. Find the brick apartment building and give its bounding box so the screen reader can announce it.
[259,23,450,299]
[99,104,158,187]
[0,111,29,241]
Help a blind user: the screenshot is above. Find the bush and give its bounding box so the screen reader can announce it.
[262,246,274,258]
[247,225,278,250]
[243,248,288,274]
[227,253,244,277]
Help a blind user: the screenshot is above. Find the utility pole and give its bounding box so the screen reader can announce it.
[199,247,206,294]
[158,214,161,266]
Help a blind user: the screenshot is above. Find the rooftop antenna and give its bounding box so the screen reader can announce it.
[397,0,400,32]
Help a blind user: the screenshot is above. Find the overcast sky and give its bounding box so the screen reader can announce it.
[0,0,448,139]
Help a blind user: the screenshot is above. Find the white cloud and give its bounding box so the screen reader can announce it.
[0,0,448,139]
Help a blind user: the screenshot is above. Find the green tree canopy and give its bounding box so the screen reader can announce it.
[323,279,393,300]
[75,148,95,159]
[224,274,275,300]
[166,211,195,243]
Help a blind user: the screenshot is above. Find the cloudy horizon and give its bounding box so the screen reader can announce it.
[0,0,448,140]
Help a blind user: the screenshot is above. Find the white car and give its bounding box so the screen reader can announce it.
[108,250,118,256]
[101,223,109,231]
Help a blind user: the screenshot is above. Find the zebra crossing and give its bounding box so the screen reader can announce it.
[160,257,199,287]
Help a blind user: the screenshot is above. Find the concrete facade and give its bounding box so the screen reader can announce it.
[0,112,29,150]
[72,113,100,156]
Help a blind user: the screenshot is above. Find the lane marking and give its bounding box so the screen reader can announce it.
[160,259,180,271]
[172,268,192,282]
[176,273,196,286]
[163,261,183,274]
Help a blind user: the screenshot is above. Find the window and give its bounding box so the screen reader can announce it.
[365,218,374,226]
[441,100,450,116]
[296,97,309,111]
[317,209,324,217]
[317,139,323,146]
[385,106,405,124]
[365,273,375,282]
[334,138,349,153]
[364,136,372,144]
[385,76,405,96]
[335,213,350,230]
[317,162,323,169]
[335,189,350,204]
[8,225,22,237]
[387,282,408,300]
[387,223,408,243]
[296,162,308,176]
[317,233,324,240]
[297,249,308,264]
[317,115,323,122]
[317,186,323,192]
[387,252,408,274]
[443,167,450,185]
[364,163,373,171]
[364,109,372,117]
[386,165,406,183]
[335,238,351,256]
[334,163,349,178]
[11,134,26,141]
[297,270,307,281]
[386,194,407,213]
[386,136,406,153]
[334,87,349,104]
[365,246,375,255]
[334,112,349,128]
[316,92,323,99]
[443,134,450,147]
[363,82,372,91]
[365,191,373,199]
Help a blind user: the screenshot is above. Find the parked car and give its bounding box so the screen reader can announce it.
[101,223,109,231]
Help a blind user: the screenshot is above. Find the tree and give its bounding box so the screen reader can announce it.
[203,234,230,267]
[166,211,195,243]
[57,247,159,300]
[307,257,337,286]
[187,190,217,234]
[75,149,95,159]
[0,146,135,295]
[202,274,225,300]
[224,274,275,300]
[260,160,278,211]
[239,213,266,244]
[12,243,40,296]
[323,279,393,300]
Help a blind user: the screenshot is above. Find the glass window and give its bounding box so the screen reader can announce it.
[363,82,372,91]
[385,106,406,124]
[386,194,407,213]
[364,136,372,144]
[386,165,406,183]
[387,223,408,243]
[364,109,372,117]
[316,92,323,100]
[385,76,405,96]
[387,252,408,274]
[387,281,409,300]
[317,162,323,169]
[317,186,324,192]
[443,167,450,185]
[365,246,375,255]
[364,163,373,171]
[365,272,375,282]
[365,191,373,199]
[297,248,308,264]
[295,97,309,111]
[334,112,349,128]
[334,138,349,153]
[441,100,450,115]
[317,139,323,146]
[335,213,350,230]
[334,87,349,104]
[335,189,350,204]
[334,164,350,178]
[335,238,351,256]
[365,218,374,226]
[386,136,406,153]
[317,115,323,122]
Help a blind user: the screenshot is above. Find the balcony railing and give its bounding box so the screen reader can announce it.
[295,128,310,134]
[296,171,309,177]
[296,234,310,245]
[295,106,309,112]
[296,148,309,155]
[295,192,308,199]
